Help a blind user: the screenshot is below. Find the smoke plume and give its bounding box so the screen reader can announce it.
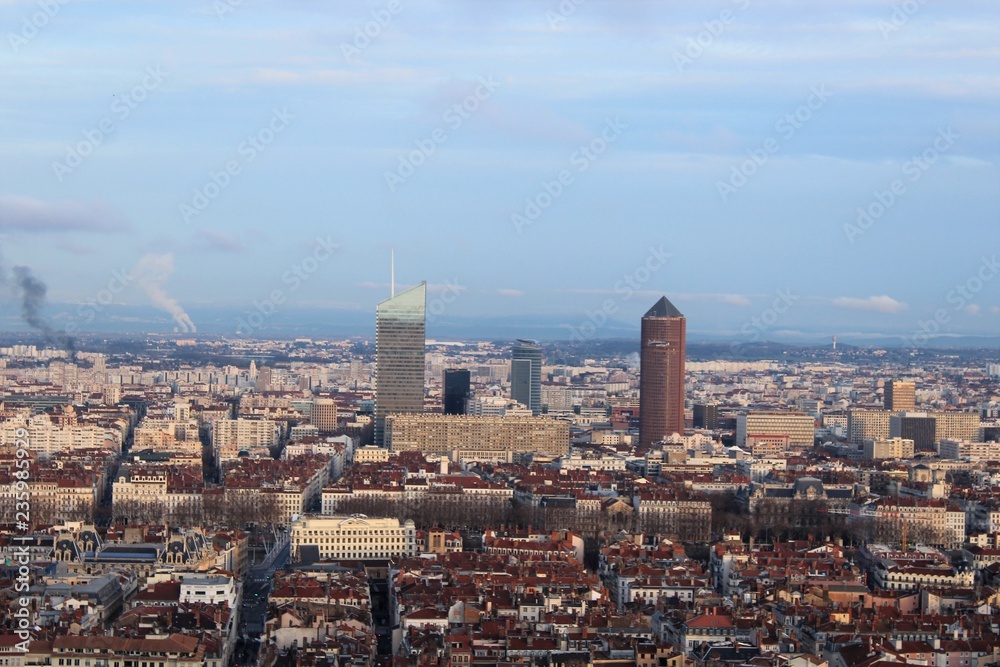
[11,265,77,357]
[132,253,197,333]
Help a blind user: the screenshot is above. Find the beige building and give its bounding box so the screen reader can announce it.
[864,437,915,460]
[212,418,280,461]
[384,414,570,459]
[354,445,391,463]
[291,515,416,561]
[931,411,981,443]
[45,634,207,667]
[884,380,915,411]
[311,397,338,431]
[746,434,789,457]
[847,409,893,444]
[736,412,815,449]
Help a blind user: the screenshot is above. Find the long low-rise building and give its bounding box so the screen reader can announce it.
[736,412,815,449]
[384,414,570,459]
[290,514,417,562]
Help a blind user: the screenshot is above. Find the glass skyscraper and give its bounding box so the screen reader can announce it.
[375,282,426,446]
[510,339,542,415]
[443,369,471,415]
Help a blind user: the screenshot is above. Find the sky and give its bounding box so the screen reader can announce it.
[0,0,998,344]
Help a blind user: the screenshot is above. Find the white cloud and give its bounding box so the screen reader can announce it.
[0,194,130,233]
[832,295,907,313]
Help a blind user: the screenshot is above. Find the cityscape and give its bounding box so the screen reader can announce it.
[1,290,999,667]
[2,2,999,667]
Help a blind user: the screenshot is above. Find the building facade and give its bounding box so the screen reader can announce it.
[443,369,471,415]
[384,414,570,459]
[510,340,542,416]
[375,282,426,445]
[291,515,417,561]
[736,412,815,449]
[639,297,686,446]
[884,380,916,411]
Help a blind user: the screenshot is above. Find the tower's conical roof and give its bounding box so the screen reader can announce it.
[643,296,683,318]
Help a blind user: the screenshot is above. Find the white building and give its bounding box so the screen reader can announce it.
[179,574,238,608]
[291,515,416,561]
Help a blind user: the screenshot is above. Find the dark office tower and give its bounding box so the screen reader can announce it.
[375,282,426,446]
[693,403,719,430]
[884,380,916,412]
[890,413,936,452]
[511,339,542,415]
[639,296,686,446]
[442,369,471,415]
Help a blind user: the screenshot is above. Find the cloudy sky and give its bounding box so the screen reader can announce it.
[0,0,997,342]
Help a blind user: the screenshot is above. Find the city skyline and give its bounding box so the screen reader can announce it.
[0,1,997,344]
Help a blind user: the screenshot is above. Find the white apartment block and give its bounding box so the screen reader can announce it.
[939,439,1000,460]
[932,411,981,443]
[291,515,417,561]
[0,414,120,457]
[212,418,280,461]
[847,409,892,445]
[864,437,915,460]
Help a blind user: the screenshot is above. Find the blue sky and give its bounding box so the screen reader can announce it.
[0,0,998,342]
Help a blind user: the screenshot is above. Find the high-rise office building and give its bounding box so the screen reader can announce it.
[442,369,471,415]
[693,403,719,430]
[510,339,542,415]
[639,296,686,446]
[374,282,426,445]
[884,380,916,412]
[847,409,892,444]
[311,398,338,432]
[890,413,936,452]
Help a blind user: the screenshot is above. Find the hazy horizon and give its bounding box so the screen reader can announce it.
[1,0,997,346]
